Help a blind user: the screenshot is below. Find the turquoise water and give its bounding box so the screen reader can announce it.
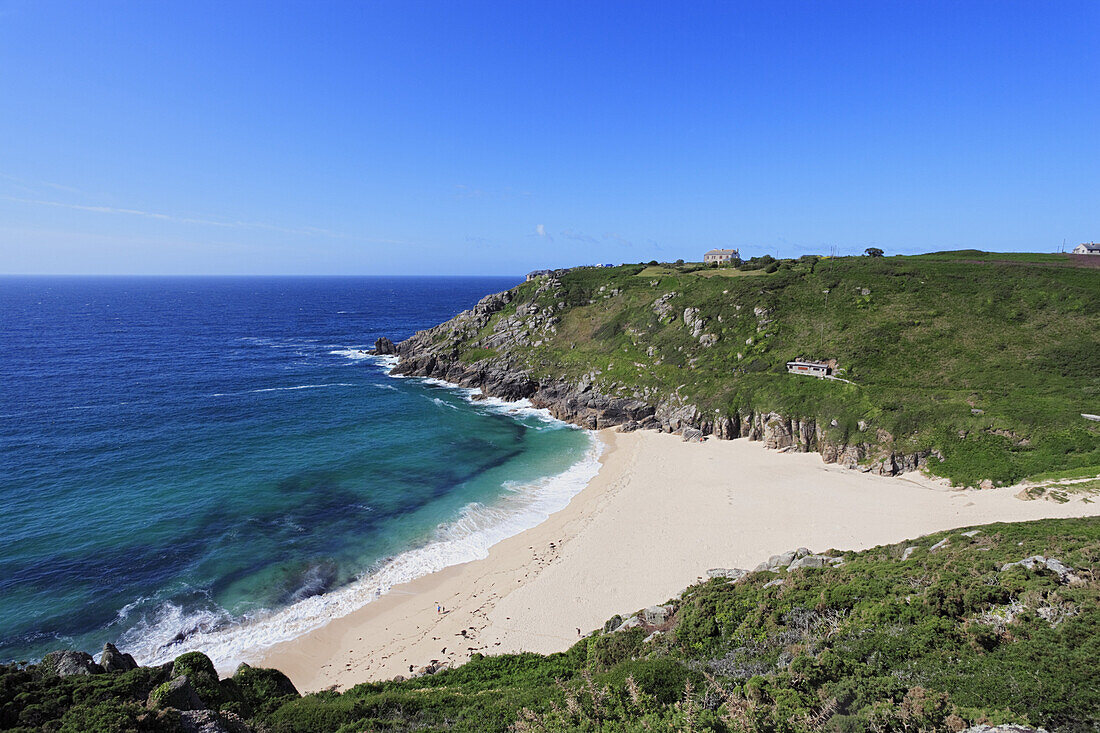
[0,277,597,670]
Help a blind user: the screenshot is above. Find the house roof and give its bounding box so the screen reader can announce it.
[1076,242,1100,251]
[704,249,739,255]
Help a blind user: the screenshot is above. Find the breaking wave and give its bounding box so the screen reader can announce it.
[120,434,602,674]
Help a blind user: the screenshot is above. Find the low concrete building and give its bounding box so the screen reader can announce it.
[703,248,740,264]
[1071,242,1100,255]
[786,359,832,378]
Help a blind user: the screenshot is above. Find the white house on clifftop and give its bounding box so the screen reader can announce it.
[1072,242,1100,255]
[703,248,740,264]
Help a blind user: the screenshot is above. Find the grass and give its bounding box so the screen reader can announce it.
[637,265,765,278]
[462,253,1100,486]
[6,517,1098,732]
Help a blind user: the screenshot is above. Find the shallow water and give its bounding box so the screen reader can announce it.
[0,276,595,669]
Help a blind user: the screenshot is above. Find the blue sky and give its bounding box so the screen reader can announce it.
[0,1,1097,275]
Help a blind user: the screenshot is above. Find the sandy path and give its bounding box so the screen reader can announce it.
[254,430,1098,692]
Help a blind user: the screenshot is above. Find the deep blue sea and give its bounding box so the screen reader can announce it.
[0,277,597,670]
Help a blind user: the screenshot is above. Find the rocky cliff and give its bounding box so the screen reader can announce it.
[377,278,940,477]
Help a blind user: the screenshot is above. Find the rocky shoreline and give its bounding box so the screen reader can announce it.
[373,286,940,478]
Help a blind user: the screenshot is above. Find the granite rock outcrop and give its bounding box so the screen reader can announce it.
[373,281,941,478]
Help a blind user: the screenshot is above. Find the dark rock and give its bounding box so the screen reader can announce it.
[414,662,446,677]
[148,674,205,711]
[40,650,103,677]
[372,336,397,355]
[100,642,138,672]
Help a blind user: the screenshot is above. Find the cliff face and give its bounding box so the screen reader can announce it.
[380,283,937,477]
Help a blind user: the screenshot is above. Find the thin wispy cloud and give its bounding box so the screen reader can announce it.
[1,194,346,239]
[533,223,553,242]
[0,172,91,197]
[559,227,635,248]
[454,184,485,199]
[560,228,598,244]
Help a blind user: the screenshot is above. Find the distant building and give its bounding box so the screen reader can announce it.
[1072,242,1100,255]
[786,359,832,378]
[526,269,553,281]
[703,248,740,264]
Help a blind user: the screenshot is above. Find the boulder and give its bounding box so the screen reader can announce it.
[148,674,205,711]
[614,615,641,632]
[372,336,397,355]
[413,662,448,677]
[100,642,138,673]
[1000,556,1079,584]
[767,550,797,569]
[40,650,102,677]
[681,427,704,442]
[901,546,917,561]
[762,578,784,589]
[179,710,229,733]
[706,568,749,581]
[788,554,832,571]
[643,605,674,625]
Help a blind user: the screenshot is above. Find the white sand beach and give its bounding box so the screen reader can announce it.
[255,429,1100,692]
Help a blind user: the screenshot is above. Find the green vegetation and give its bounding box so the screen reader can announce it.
[4,518,1097,731]
[470,252,1100,485]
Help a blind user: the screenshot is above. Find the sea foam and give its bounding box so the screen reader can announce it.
[119,358,602,674]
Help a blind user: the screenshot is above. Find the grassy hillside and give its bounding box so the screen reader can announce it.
[5,517,1098,731]
[456,252,1099,486]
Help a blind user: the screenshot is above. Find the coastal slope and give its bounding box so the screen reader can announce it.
[379,251,1100,486]
[10,509,1099,731]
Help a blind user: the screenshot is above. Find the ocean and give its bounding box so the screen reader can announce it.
[0,276,598,671]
